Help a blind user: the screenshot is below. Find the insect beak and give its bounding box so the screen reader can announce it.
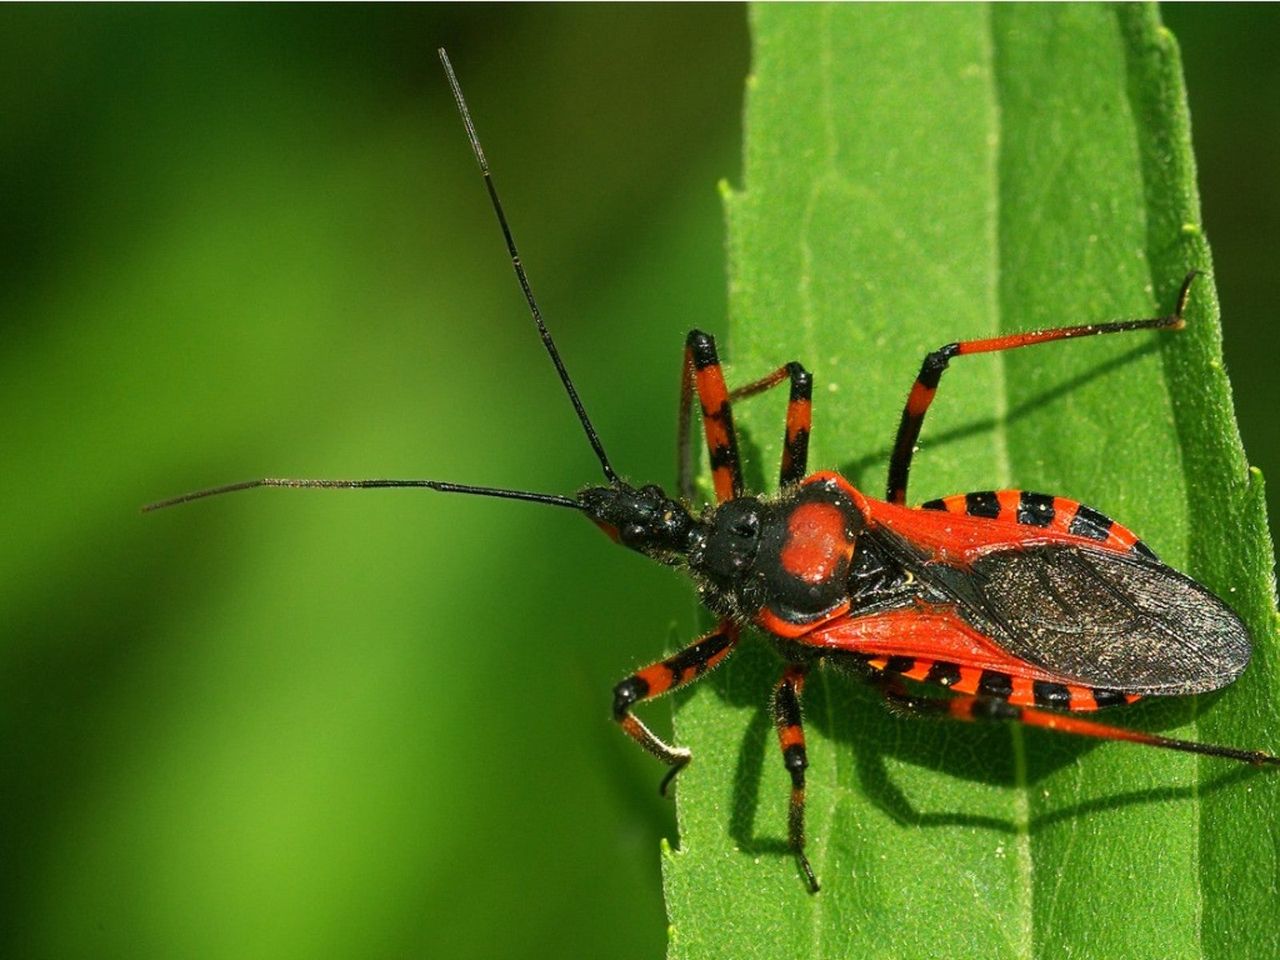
[578,484,699,561]
[590,518,622,543]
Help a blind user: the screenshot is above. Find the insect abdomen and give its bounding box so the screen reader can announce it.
[859,654,1141,712]
[920,489,1158,560]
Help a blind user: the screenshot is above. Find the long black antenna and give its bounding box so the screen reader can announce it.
[438,48,619,485]
[143,51,615,516]
[144,479,581,513]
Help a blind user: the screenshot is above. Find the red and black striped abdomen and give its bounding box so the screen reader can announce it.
[918,489,1157,561]
[801,608,1140,712]
[903,489,1250,696]
[860,653,1139,712]
[854,484,1159,572]
[798,477,1253,703]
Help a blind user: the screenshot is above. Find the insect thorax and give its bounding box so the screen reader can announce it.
[692,477,867,626]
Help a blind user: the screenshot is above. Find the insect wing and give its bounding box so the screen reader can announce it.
[969,544,1251,695]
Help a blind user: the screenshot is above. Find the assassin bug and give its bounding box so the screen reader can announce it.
[147,49,1280,893]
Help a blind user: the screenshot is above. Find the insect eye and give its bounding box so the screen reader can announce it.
[732,515,759,539]
[621,523,647,545]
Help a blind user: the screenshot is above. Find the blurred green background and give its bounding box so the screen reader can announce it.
[1,6,1275,959]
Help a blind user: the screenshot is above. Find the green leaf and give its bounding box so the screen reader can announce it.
[663,6,1280,958]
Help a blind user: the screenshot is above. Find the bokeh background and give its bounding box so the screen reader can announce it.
[1,6,1276,959]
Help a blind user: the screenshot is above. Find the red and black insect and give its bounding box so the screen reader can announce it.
[148,50,1279,893]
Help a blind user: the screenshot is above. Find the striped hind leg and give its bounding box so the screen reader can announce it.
[886,271,1199,505]
[881,685,1280,767]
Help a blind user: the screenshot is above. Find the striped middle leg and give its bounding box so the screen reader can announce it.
[728,361,814,489]
[772,663,818,892]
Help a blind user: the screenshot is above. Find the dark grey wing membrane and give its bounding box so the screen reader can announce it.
[965,545,1251,695]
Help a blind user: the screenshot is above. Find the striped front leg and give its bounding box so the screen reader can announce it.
[679,331,743,504]
[678,329,813,502]
[613,621,739,795]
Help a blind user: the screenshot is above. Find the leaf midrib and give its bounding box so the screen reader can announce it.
[982,8,1035,957]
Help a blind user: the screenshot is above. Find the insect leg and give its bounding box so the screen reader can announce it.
[613,620,739,795]
[678,331,813,501]
[729,363,814,489]
[772,663,819,893]
[885,271,1199,505]
[678,331,744,504]
[883,686,1280,766]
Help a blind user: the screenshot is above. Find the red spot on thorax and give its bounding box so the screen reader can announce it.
[779,502,855,584]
